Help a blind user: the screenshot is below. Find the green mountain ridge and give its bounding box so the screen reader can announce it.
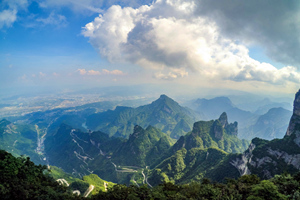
[170,112,249,154]
[0,119,44,165]
[86,94,200,139]
[147,112,249,185]
[112,125,175,167]
[1,91,300,191]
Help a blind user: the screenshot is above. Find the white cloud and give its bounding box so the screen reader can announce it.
[194,0,300,67]
[36,0,153,13]
[87,70,101,75]
[0,0,28,29]
[76,68,125,76]
[77,69,87,75]
[36,12,67,27]
[82,0,300,84]
[37,0,103,13]
[0,9,17,28]
[102,69,124,75]
[154,68,188,80]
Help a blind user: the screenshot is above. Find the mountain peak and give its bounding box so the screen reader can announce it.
[159,94,170,100]
[286,89,300,136]
[151,94,177,107]
[133,125,144,134]
[218,112,228,127]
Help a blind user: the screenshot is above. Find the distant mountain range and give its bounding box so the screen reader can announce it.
[148,89,300,185]
[240,107,292,140]
[186,96,291,140]
[0,91,298,188]
[230,89,300,179]
[86,94,200,139]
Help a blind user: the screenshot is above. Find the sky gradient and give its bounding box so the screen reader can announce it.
[1,0,300,96]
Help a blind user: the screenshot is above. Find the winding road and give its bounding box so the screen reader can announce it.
[83,185,94,197]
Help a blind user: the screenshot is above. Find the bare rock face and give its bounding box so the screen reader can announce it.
[230,89,300,179]
[230,142,256,176]
[213,122,224,140]
[286,89,300,137]
[219,112,229,128]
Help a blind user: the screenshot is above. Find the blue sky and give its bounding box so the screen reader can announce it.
[1,0,300,96]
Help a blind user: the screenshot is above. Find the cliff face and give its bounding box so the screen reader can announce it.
[230,89,300,179]
[286,89,300,137]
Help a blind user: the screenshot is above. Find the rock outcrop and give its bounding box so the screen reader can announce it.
[286,89,300,137]
[231,89,300,179]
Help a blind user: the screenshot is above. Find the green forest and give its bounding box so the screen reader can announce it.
[1,149,300,200]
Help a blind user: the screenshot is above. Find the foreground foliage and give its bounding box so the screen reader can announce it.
[92,174,300,200]
[0,150,80,200]
[2,149,300,199]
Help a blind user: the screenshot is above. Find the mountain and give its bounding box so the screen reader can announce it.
[148,147,240,185]
[188,96,258,130]
[44,123,175,185]
[170,112,249,154]
[86,95,200,139]
[253,99,292,115]
[150,89,300,185]
[44,124,124,177]
[188,96,292,141]
[112,125,175,167]
[0,150,76,199]
[230,89,300,179]
[240,107,292,140]
[48,166,115,196]
[193,97,235,119]
[147,113,249,185]
[0,119,44,164]
[235,97,292,115]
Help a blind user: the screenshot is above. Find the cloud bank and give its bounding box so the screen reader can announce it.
[82,0,300,85]
[195,0,300,67]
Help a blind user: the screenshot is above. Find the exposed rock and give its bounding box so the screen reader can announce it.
[226,122,238,136]
[286,89,300,136]
[213,121,224,140]
[267,148,300,169]
[219,112,228,128]
[230,142,255,176]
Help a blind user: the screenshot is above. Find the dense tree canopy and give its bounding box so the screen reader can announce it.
[1,150,300,199]
[0,150,81,200]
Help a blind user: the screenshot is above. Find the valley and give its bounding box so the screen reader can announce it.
[0,90,299,198]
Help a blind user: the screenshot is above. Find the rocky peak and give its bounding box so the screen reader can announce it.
[218,112,228,128]
[159,94,168,100]
[132,125,144,137]
[286,89,300,136]
[151,94,172,106]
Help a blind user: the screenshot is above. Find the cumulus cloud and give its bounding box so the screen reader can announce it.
[82,0,300,84]
[76,69,125,76]
[0,0,28,29]
[194,0,300,67]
